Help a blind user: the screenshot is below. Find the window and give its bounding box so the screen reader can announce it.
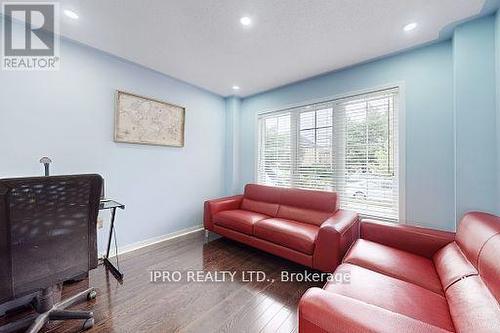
[257,88,400,220]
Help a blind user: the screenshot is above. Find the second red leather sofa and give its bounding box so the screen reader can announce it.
[299,212,500,332]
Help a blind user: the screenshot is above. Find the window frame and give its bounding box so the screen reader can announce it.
[254,83,406,223]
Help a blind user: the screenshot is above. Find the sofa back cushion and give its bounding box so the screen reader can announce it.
[241,184,340,226]
[241,184,280,217]
[277,187,339,226]
[455,212,500,301]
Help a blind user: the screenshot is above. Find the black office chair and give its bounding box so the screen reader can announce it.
[0,174,102,333]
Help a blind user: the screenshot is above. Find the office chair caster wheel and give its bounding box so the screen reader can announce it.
[87,290,97,300]
[82,318,94,330]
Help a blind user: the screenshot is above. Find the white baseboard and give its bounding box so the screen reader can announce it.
[101,224,204,259]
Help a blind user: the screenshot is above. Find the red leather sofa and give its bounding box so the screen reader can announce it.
[204,184,359,272]
[299,212,500,333]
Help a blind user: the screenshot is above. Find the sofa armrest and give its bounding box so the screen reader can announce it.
[203,195,243,231]
[299,288,450,333]
[360,219,455,258]
[313,210,359,272]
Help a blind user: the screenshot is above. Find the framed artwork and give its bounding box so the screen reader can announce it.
[114,90,185,147]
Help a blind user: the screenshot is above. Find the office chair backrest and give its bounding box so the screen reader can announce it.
[0,174,102,303]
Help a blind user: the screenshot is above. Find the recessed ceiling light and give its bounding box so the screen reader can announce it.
[403,22,417,32]
[232,85,240,91]
[240,16,252,26]
[64,9,79,20]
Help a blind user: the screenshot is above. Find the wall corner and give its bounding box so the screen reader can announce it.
[224,96,242,195]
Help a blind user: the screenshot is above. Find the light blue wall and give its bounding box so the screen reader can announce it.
[496,11,500,216]
[1,11,498,246]
[224,96,241,194]
[236,14,500,230]
[0,18,226,252]
[453,16,498,220]
[239,41,455,230]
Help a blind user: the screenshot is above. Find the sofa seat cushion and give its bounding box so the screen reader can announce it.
[299,289,453,333]
[324,263,455,331]
[213,210,270,235]
[344,239,444,295]
[254,218,319,254]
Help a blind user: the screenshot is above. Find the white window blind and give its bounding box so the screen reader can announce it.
[257,88,399,220]
[258,112,293,187]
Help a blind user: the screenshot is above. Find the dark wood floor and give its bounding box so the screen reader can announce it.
[1,231,324,333]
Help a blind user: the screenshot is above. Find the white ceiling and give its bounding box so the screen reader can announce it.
[3,0,490,96]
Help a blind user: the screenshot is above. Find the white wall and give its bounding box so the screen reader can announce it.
[0,20,226,252]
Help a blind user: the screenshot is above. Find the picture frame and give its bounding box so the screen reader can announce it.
[114,90,185,147]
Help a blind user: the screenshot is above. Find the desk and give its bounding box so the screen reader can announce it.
[99,199,125,281]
